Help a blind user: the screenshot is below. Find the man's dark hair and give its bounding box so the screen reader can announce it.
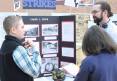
[96,1,113,17]
[82,25,117,56]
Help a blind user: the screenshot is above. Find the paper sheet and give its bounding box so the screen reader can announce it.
[62,63,79,77]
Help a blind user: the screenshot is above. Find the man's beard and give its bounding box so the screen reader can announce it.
[93,16,103,25]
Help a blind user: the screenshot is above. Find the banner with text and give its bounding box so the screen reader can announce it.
[23,0,56,9]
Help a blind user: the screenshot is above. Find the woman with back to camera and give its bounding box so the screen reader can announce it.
[74,25,117,81]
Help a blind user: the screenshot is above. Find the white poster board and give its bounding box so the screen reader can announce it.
[62,21,74,42]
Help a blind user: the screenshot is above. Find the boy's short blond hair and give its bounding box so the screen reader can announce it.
[3,15,22,34]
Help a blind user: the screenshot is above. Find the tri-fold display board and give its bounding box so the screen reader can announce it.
[22,15,76,74]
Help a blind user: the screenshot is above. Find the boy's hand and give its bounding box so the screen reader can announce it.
[22,40,33,48]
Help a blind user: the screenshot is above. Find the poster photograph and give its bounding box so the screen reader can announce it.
[42,41,58,54]
[42,24,58,36]
[24,24,39,37]
[41,57,58,73]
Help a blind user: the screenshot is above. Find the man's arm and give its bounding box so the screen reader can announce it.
[12,46,41,78]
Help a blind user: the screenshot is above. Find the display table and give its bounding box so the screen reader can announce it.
[34,76,74,81]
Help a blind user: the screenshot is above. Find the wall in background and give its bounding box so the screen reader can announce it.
[0,0,117,15]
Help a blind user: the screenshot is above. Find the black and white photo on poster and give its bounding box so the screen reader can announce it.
[42,41,58,54]
[24,24,39,37]
[42,24,58,36]
[41,57,59,73]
